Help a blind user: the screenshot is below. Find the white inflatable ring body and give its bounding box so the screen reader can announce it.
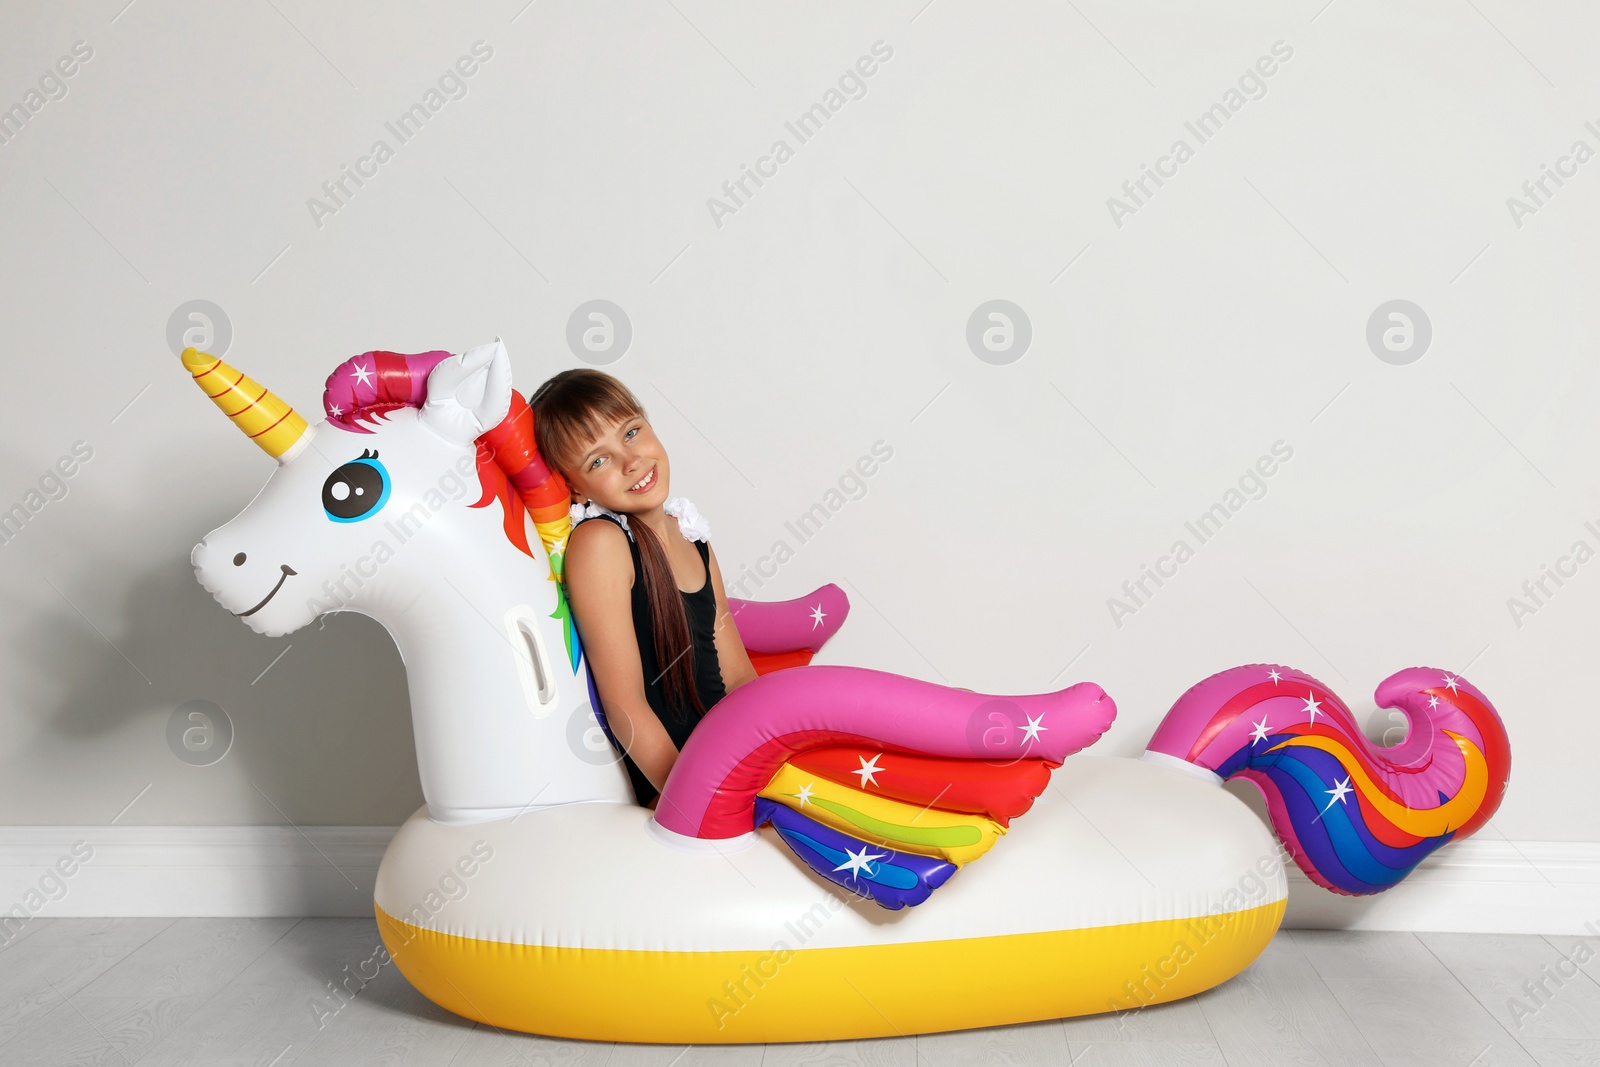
[374,755,1285,1042]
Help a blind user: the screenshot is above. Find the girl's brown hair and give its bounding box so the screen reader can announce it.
[529,369,706,720]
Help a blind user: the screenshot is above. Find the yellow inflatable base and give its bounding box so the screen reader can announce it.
[376,897,1285,1043]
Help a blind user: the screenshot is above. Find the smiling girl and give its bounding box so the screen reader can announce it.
[529,369,758,809]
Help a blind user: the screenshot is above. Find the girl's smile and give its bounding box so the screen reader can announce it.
[626,464,658,494]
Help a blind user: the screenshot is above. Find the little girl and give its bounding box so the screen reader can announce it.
[529,369,759,809]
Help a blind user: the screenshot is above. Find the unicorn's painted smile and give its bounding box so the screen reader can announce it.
[236,564,298,617]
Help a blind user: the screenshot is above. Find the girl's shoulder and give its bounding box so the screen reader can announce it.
[569,501,634,543]
[566,508,636,578]
[564,513,636,597]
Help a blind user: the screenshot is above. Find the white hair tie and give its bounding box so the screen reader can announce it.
[663,497,711,543]
[568,497,710,544]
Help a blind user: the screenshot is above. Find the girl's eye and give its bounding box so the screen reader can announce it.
[588,425,641,469]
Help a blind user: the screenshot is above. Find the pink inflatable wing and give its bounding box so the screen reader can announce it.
[727,584,849,675]
[1144,663,1511,896]
[654,665,1117,909]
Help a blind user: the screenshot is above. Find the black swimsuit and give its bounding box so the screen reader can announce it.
[580,512,727,807]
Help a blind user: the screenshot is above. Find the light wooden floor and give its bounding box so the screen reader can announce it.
[0,919,1596,1066]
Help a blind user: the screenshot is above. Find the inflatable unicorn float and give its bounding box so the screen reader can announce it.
[180,339,1510,1043]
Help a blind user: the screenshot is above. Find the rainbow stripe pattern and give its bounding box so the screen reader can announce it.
[752,745,1055,908]
[654,665,1118,910]
[754,796,958,908]
[1144,664,1511,896]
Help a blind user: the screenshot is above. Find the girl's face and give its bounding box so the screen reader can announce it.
[566,412,670,513]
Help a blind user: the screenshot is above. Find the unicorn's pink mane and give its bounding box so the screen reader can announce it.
[322,350,452,431]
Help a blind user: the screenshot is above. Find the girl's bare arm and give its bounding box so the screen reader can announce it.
[564,519,680,794]
[707,543,760,692]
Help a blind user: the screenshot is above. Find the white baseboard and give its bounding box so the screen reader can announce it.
[1283,839,1600,935]
[1,827,1596,934]
[0,826,391,923]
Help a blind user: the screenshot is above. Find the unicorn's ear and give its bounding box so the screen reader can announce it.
[419,337,514,444]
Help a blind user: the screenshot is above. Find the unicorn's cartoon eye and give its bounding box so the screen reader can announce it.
[323,450,391,523]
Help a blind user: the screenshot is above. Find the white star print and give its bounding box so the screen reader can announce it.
[328,403,343,417]
[1018,713,1048,744]
[549,536,568,557]
[809,604,827,628]
[1443,675,1459,693]
[793,782,816,806]
[853,754,884,788]
[1427,695,1439,709]
[833,845,886,880]
[1324,776,1353,808]
[1267,669,1282,684]
[351,361,374,387]
[1250,716,1271,744]
[1303,693,1322,726]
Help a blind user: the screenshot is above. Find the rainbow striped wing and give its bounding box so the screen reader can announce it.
[653,665,1119,911]
[754,745,1057,908]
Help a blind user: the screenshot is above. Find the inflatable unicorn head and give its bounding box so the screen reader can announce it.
[186,339,634,820]
[190,341,517,634]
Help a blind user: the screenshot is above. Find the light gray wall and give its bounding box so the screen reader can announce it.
[1,1,1594,841]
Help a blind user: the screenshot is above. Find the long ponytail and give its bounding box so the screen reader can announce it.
[529,368,706,720]
[630,517,707,721]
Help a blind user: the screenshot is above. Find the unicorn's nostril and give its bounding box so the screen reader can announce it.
[233,552,246,566]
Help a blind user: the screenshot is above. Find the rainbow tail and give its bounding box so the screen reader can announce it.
[1141,664,1511,897]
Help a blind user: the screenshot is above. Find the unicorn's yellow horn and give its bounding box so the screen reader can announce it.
[181,348,310,461]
